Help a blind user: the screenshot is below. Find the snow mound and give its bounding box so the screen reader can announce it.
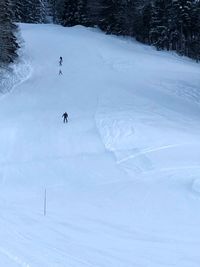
[0,47,32,95]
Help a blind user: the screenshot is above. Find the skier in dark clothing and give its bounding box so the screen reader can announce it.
[62,112,68,123]
[59,56,63,66]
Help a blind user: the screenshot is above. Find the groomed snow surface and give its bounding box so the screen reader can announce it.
[1,23,200,267]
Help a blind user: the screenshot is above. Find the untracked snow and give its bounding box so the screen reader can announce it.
[0,23,200,267]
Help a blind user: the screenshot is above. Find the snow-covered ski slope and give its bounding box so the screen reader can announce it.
[1,23,200,267]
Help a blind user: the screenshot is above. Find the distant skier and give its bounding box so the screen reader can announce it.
[59,56,63,66]
[59,69,63,75]
[62,112,68,123]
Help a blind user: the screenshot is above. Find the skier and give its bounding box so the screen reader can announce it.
[59,56,63,66]
[59,69,63,75]
[62,112,68,123]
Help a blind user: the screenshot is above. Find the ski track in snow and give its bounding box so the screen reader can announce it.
[0,23,200,266]
[116,143,197,164]
[0,246,30,267]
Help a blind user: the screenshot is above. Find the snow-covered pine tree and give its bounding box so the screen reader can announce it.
[12,0,46,23]
[106,0,136,36]
[12,0,24,22]
[150,0,170,50]
[43,0,52,22]
[132,0,152,43]
[121,0,136,36]
[61,0,78,26]
[98,0,121,34]
[86,0,102,26]
[76,0,90,26]
[171,0,192,55]
[188,0,200,61]
[0,0,19,64]
[30,0,46,23]
[55,0,87,26]
[53,0,65,23]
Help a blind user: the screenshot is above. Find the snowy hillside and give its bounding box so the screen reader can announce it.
[1,23,200,267]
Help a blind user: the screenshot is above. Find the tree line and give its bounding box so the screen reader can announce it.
[52,0,200,61]
[1,0,200,66]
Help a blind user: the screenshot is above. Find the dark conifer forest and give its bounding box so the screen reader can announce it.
[0,0,19,64]
[1,0,200,65]
[52,0,200,61]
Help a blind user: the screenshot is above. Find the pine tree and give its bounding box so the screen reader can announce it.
[86,0,103,26]
[98,0,121,34]
[134,1,152,43]
[12,0,24,22]
[188,0,200,61]
[150,0,170,50]
[12,0,46,23]
[30,0,46,23]
[54,0,65,23]
[61,0,78,26]
[0,0,19,64]
[76,0,90,26]
[171,0,193,55]
[58,0,90,26]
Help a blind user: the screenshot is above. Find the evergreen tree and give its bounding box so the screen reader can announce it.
[30,0,46,23]
[98,0,122,34]
[0,0,19,64]
[118,0,136,36]
[188,0,200,61]
[53,0,65,23]
[12,0,46,23]
[12,0,24,22]
[76,0,90,26]
[134,1,152,43]
[86,0,100,26]
[171,0,193,55]
[62,0,78,26]
[150,0,169,50]
[55,0,90,26]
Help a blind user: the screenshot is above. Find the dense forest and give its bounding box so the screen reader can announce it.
[52,0,200,61]
[1,0,200,66]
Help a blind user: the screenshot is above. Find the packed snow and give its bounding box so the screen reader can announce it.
[1,23,200,267]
